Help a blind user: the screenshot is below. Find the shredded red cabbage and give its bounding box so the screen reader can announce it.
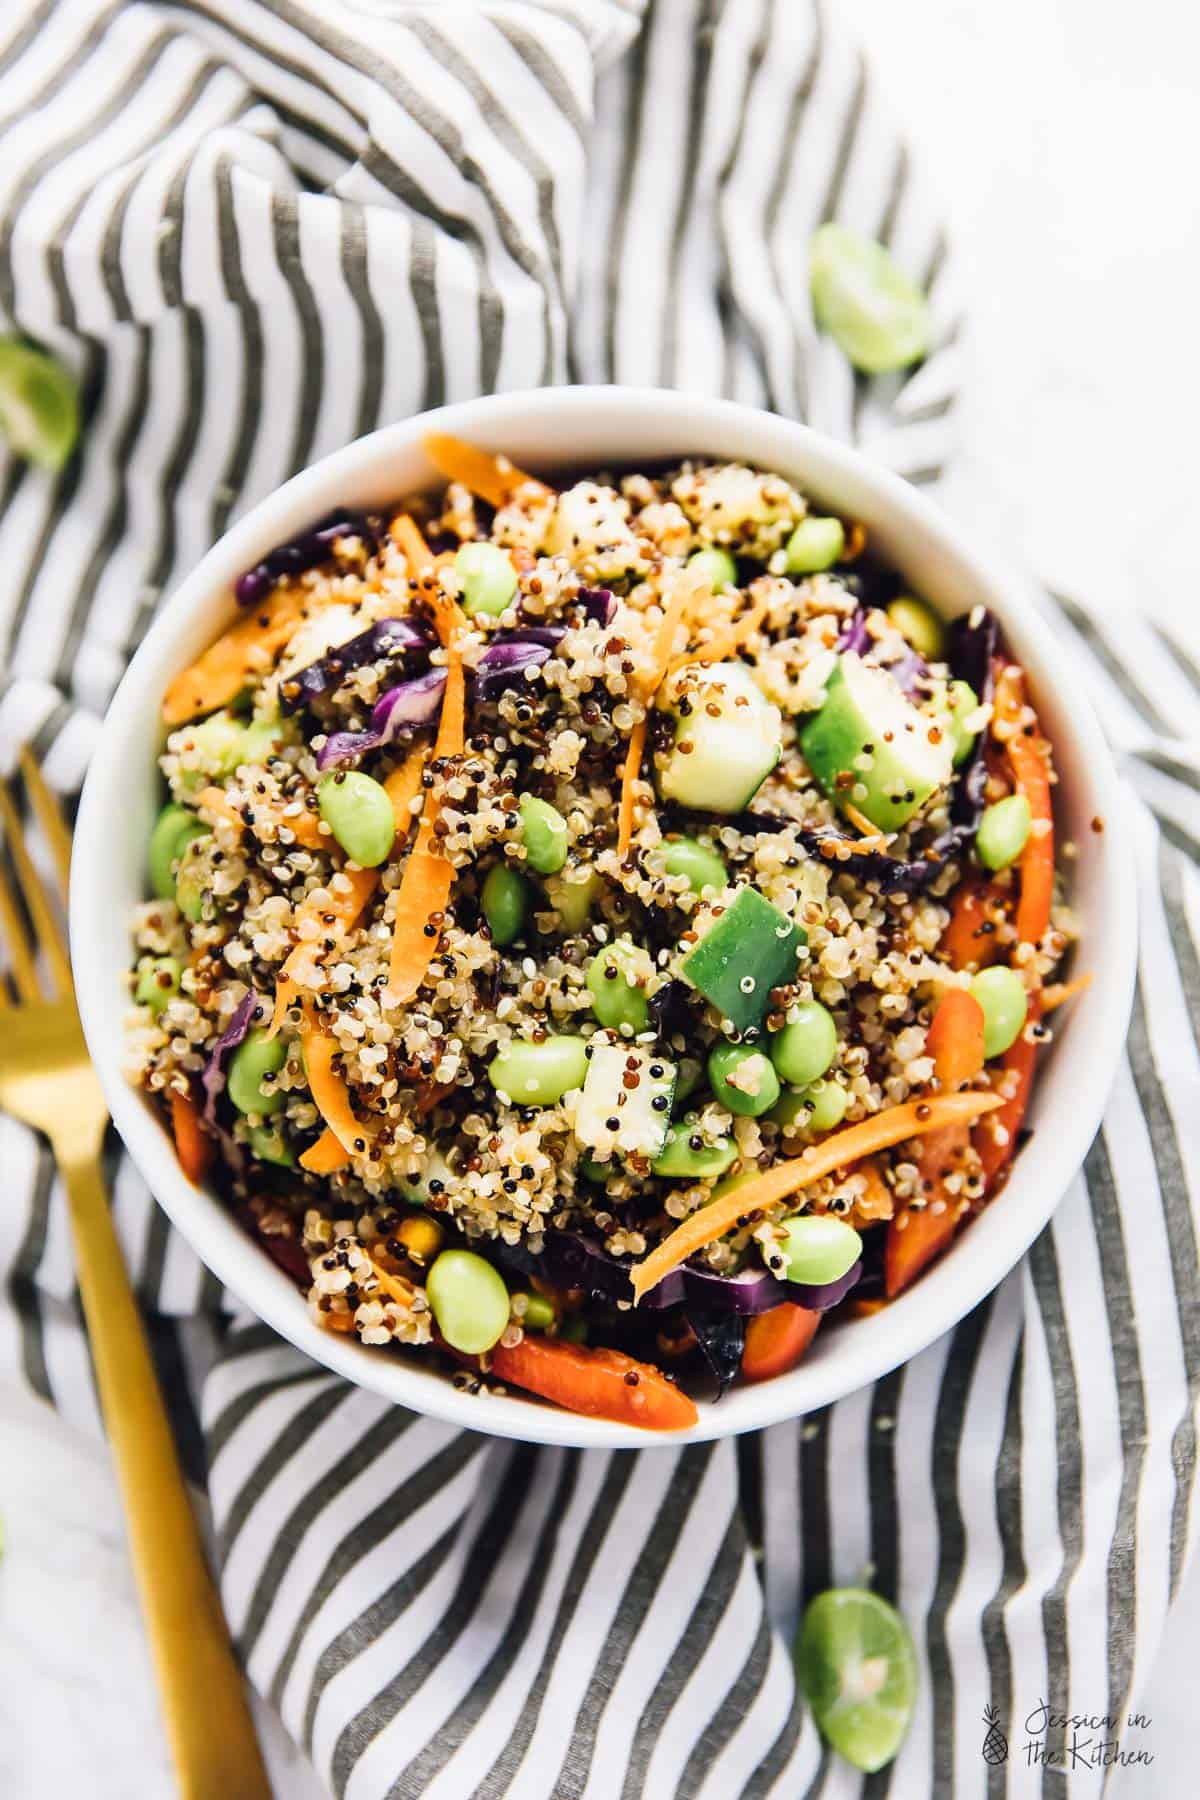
[201,992,262,1124]
[280,617,433,714]
[235,511,380,607]
[474,638,555,703]
[316,667,448,769]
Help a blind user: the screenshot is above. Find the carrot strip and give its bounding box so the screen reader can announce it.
[423,433,553,510]
[742,1304,820,1383]
[266,865,378,1041]
[926,987,987,1088]
[384,605,466,1004]
[169,1089,213,1184]
[194,785,325,851]
[615,717,647,860]
[299,1128,350,1175]
[630,1092,1004,1303]
[670,590,770,677]
[1041,971,1092,1013]
[643,581,697,699]
[368,1255,416,1308]
[993,662,1055,947]
[942,878,1007,972]
[389,512,436,576]
[383,745,429,844]
[975,995,1043,1190]
[488,1335,698,1430]
[884,987,989,1297]
[162,587,335,726]
[298,1007,375,1155]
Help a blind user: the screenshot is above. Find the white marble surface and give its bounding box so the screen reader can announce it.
[2,1,1197,1793]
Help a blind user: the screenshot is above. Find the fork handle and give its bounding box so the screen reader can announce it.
[62,1151,272,1800]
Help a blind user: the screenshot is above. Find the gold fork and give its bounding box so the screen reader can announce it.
[0,748,270,1800]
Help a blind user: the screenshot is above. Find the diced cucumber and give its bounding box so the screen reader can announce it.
[656,661,783,813]
[799,652,952,832]
[573,1041,676,1161]
[680,886,804,1034]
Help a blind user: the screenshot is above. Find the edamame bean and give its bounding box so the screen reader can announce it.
[976,793,1032,872]
[970,966,1028,1058]
[318,770,396,867]
[520,1292,556,1331]
[426,1249,511,1354]
[673,1056,703,1106]
[707,1042,781,1118]
[488,1036,589,1107]
[247,1122,294,1166]
[586,938,650,1034]
[579,1154,613,1183]
[778,1213,862,1286]
[455,541,518,617]
[177,710,252,789]
[810,223,931,375]
[661,834,727,894]
[134,955,182,1014]
[786,516,845,575]
[651,1119,738,1179]
[174,841,208,923]
[228,1027,288,1117]
[769,1001,838,1088]
[769,1077,847,1134]
[519,795,569,874]
[148,802,209,900]
[800,1078,848,1133]
[944,679,980,768]
[481,862,529,946]
[688,547,738,590]
[887,595,945,660]
[545,866,601,933]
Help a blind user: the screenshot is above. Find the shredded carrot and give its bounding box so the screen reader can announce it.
[942,878,1007,972]
[368,1255,416,1307]
[299,1128,350,1176]
[615,576,704,860]
[629,1091,1004,1303]
[993,662,1055,948]
[842,521,867,562]
[320,1309,358,1334]
[384,592,466,1004]
[422,433,553,509]
[266,866,378,1041]
[1041,971,1092,1013]
[669,590,771,677]
[615,717,647,861]
[298,1006,375,1155]
[162,587,337,726]
[383,745,429,844]
[194,784,326,851]
[169,1089,212,1185]
[415,1080,456,1117]
[389,512,436,577]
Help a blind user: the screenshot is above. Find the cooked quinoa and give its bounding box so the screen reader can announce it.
[126,440,1076,1425]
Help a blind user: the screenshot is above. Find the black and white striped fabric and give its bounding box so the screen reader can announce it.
[0,3,1196,1795]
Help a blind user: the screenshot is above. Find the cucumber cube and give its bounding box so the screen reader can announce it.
[573,1041,676,1161]
[680,887,804,1033]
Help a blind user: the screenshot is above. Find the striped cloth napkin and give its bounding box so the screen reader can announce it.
[2,3,1198,1796]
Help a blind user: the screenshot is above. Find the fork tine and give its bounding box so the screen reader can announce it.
[0,777,73,997]
[19,747,72,890]
[0,852,40,1001]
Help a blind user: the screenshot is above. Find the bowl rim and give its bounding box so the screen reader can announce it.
[70,385,1137,1450]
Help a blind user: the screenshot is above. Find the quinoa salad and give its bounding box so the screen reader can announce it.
[126,435,1082,1431]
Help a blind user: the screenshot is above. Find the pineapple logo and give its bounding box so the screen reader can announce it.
[981,1705,1008,1765]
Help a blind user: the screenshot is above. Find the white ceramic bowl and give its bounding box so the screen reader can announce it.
[71,387,1136,1449]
